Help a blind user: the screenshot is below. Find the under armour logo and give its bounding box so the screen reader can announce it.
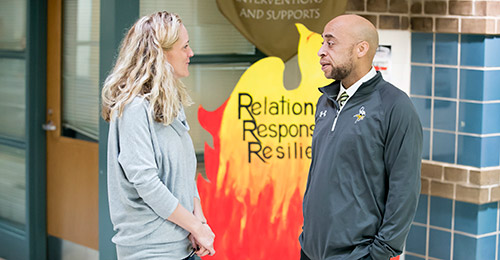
[319,110,327,117]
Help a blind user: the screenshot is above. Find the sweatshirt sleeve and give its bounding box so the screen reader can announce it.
[194,176,200,200]
[117,100,179,220]
[370,96,423,260]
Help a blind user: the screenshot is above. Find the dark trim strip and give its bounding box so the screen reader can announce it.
[0,50,26,59]
[191,54,266,64]
[0,135,26,149]
[0,219,25,236]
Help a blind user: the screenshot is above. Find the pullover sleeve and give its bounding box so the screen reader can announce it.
[194,178,200,200]
[117,100,179,220]
[370,97,423,260]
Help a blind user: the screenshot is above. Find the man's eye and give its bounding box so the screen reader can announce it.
[321,41,334,46]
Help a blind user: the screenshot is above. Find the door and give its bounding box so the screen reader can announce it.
[46,0,99,250]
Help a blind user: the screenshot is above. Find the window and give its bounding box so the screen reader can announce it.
[0,0,27,227]
[62,0,100,141]
[140,0,265,153]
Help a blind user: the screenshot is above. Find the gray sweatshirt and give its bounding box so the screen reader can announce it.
[107,97,199,259]
[300,72,423,260]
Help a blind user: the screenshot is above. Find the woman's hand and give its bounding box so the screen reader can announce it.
[191,197,213,256]
[189,233,211,257]
[191,222,216,256]
[167,203,215,255]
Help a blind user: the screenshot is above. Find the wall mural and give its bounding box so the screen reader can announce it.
[197,24,329,260]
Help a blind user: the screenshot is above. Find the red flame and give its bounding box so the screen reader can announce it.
[198,100,304,260]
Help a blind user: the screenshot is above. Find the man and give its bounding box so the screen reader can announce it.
[299,15,422,260]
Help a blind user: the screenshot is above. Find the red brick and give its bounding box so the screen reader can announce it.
[368,0,388,12]
[461,18,495,34]
[389,0,409,13]
[380,15,401,29]
[436,18,459,33]
[411,17,433,32]
[424,1,447,15]
[486,2,500,16]
[475,1,487,16]
[347,0,366,11]
[401,16,410,29]
[421,163,443,179]
[411,0,422,14]
[449,1,474,16]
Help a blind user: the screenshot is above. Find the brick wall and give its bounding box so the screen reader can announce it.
[421,162,500,204]
[346,0,411,29]
[346,0,500,34]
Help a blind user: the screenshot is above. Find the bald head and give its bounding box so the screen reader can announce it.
[325,14,379,60]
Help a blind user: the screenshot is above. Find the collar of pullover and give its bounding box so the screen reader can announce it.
[170,108,190,135]
[318,71,383,102]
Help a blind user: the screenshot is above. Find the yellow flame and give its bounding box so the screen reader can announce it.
[216,24,332,230]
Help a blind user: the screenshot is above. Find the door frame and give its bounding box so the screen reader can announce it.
[98,1,138,259]
[26,0,48,257]
[0,0,47,259]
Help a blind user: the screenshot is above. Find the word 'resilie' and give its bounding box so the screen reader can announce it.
[238,92,314,163]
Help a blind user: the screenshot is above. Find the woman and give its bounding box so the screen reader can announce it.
[102,11,215,259]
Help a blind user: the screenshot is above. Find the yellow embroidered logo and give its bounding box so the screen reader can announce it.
[353,106,366,123]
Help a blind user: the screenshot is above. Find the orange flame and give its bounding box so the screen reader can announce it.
[197,24,330,259]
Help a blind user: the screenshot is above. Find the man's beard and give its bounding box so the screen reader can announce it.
[326,45,355,80]
[327,61,353,80]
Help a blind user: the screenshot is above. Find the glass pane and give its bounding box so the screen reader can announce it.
[62,0,100,140]
[0,144,26,227]
[0,59,26,140]
[0,0,27,50]
[183,64,248,152]
[140,0,255,55]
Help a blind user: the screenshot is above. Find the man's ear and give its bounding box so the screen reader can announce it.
[356,41,370,58]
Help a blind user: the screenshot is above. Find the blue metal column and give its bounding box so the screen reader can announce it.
[26,0,48,258]
[98,1,138,259]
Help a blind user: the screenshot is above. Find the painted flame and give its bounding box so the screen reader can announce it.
[197,24,331,259]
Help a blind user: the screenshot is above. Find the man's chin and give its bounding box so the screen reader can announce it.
[323,72,334,79]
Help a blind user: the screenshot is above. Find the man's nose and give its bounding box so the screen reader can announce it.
[318,45,326,57]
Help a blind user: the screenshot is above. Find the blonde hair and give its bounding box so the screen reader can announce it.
[101,11,192,124]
